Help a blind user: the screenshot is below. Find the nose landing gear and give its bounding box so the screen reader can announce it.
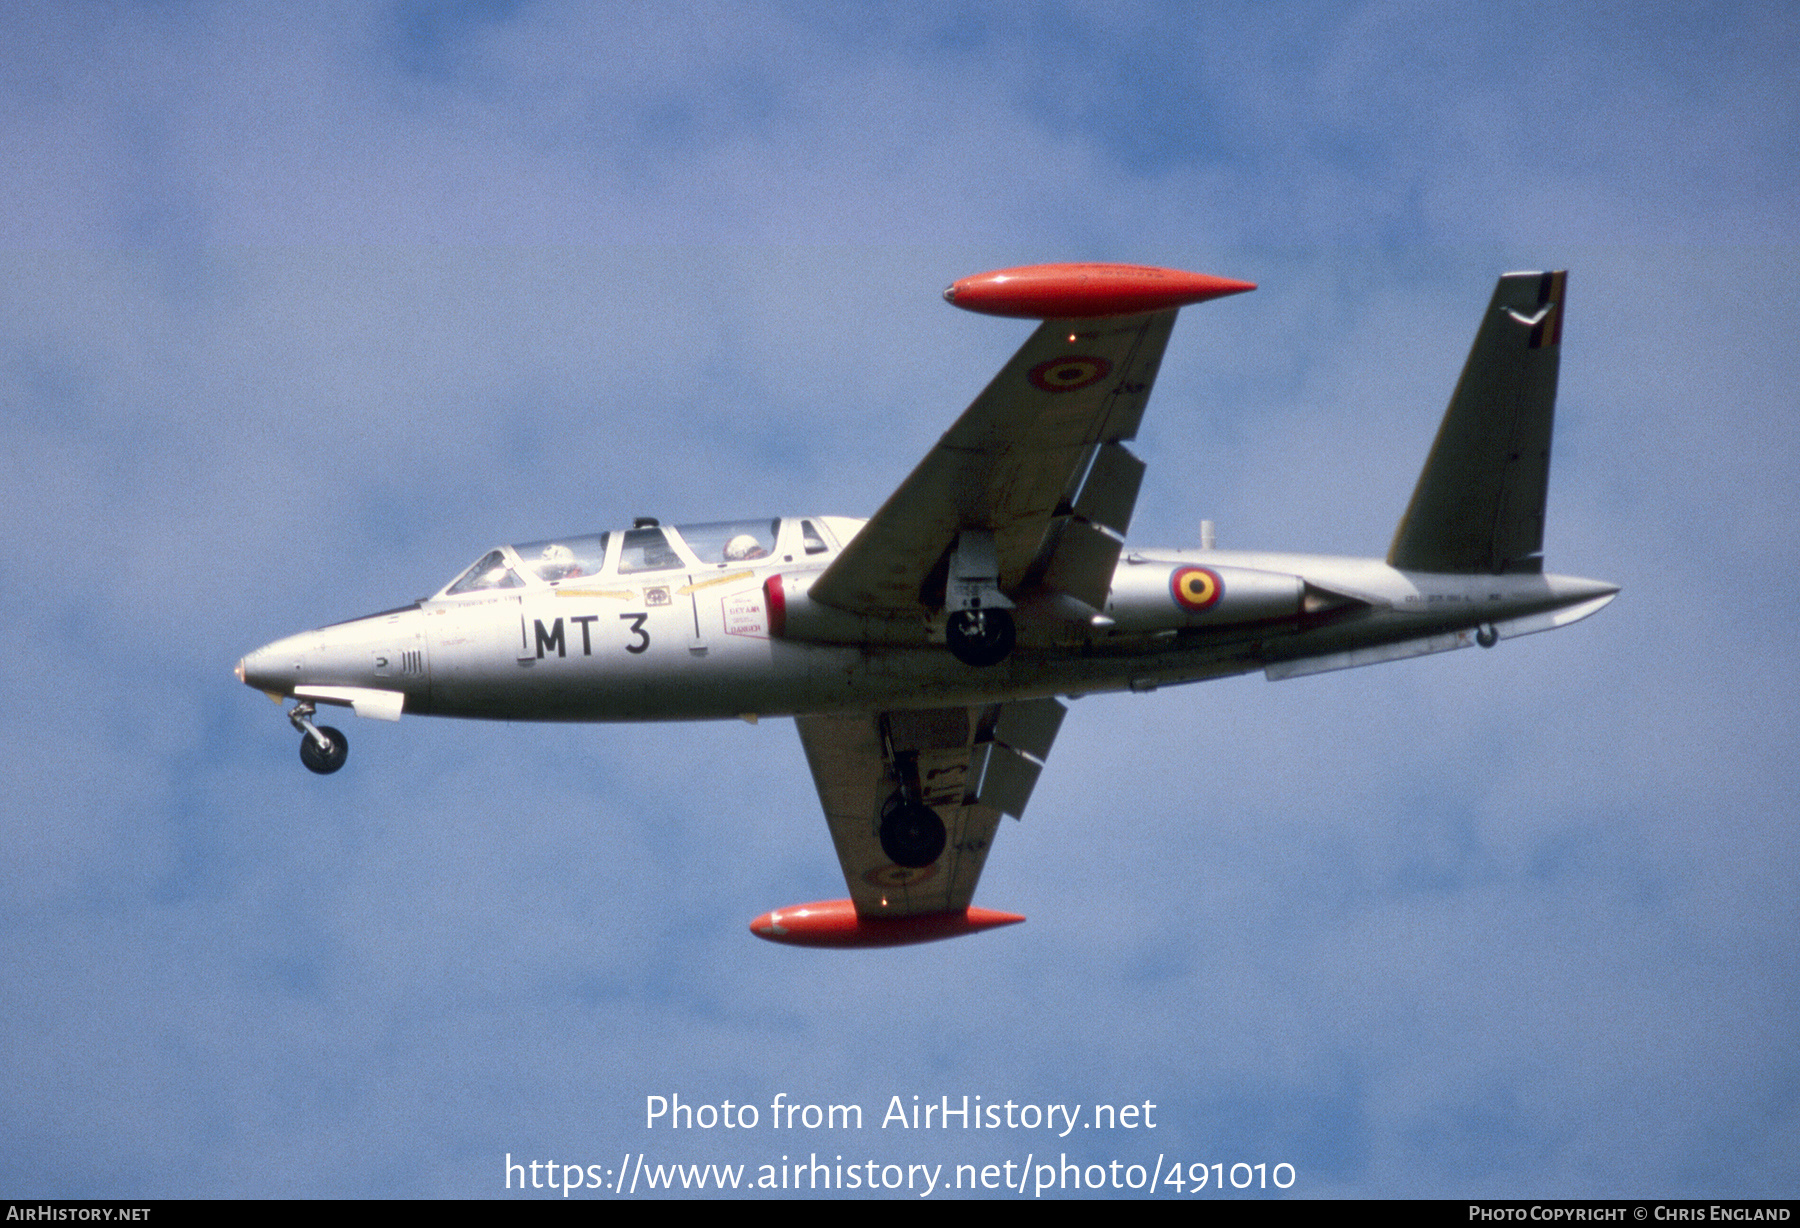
[289,701,348,775]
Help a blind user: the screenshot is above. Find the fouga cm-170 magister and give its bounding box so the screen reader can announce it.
[237,263,1616,947]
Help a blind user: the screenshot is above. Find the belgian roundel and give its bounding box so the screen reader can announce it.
[1171,566,1223,612]
[1028,355,1112,393]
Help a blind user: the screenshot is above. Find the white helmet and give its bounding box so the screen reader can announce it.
[723,534,766,561]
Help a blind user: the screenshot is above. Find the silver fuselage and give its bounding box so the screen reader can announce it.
[238,517,1618,724]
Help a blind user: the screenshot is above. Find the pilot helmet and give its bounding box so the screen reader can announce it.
[723,534,766,561]
[538,542,578,579]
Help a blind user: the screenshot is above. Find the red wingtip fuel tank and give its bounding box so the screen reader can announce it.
[750,899,1026,948]
[943,263,1256,319]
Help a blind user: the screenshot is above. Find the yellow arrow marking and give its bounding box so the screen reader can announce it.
[677,570,754,595]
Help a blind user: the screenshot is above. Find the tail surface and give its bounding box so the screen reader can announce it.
[1388,271,1566,575]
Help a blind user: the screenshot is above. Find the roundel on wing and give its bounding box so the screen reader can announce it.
[1171,566,1223,611]
[1028,355,1112,393]
[863,863,938,888]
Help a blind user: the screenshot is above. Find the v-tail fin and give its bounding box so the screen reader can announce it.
[1388,270,1566,575]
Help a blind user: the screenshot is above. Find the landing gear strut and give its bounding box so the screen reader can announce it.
[945,607,1015,668]
[880,793,947,868]
[943,529,1016,667]
[289,701,348,775]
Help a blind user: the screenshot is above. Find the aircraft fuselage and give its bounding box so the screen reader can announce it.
[238,520,1617,725]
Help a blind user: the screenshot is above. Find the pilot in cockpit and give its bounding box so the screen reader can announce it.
[723,534,769,562]
[536,542,582,581]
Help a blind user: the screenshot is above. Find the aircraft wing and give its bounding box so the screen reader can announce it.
[795,698,1066,918]
[807,312,1177,614]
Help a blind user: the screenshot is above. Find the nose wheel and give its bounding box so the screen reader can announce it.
[288,701,348,775]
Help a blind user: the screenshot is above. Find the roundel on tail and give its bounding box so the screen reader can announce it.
[1171,566,1223,611]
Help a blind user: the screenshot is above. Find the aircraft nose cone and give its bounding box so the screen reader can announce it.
[237,637,304,695]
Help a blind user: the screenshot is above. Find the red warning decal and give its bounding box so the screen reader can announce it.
[1028,355,1112,393]
[1171,565,1223,611]
[722,591,766,638]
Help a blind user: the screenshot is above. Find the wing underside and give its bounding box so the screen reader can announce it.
[795,698,1065,917]
[807,311,1177,615]
[783,282,1236,923]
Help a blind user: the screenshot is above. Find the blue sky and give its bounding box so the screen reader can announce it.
[2,0,1795,1199]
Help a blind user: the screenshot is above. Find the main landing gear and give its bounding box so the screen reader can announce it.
[943,529,1015,667]
[289,701,348,775]
[945,607,1015,668]
[880,793,947,868]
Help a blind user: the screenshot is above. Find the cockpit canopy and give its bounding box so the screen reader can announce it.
[439,517,840,597]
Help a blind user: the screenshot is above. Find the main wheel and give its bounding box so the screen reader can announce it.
[879,795,947,868]
[945,608,1015,667]
[299,726,348,775]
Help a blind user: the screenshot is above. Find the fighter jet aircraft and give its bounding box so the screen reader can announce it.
[236,264,1616,947]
